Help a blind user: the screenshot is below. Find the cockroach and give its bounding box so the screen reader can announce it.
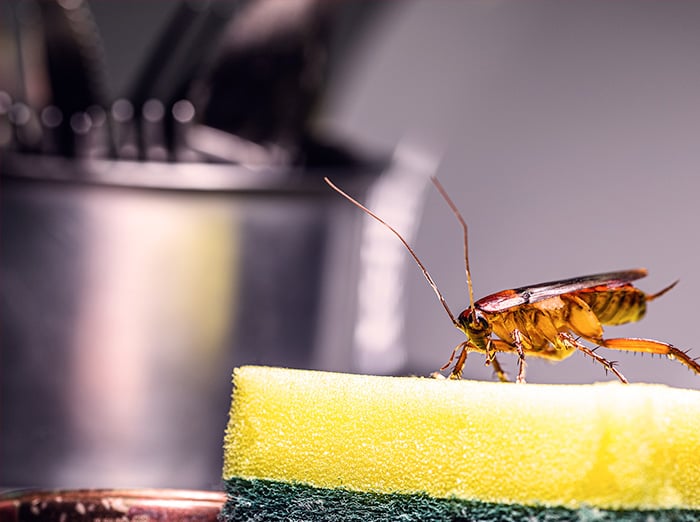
[325,176,700,383]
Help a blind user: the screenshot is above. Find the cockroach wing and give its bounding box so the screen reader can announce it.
[475,268,648,313]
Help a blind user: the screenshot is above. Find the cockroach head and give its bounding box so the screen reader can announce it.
[457,307,491,339]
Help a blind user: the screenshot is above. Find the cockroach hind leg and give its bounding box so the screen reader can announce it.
[602,338,700,375]
[559,333,628,383]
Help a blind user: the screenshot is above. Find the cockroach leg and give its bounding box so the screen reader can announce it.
[450,342,470,379]
[490,355,509,383]
[601,338,700,375]
[511,329,527,384]
[440,342,463,371]
[441,341,470,379]
[559,333,628,383]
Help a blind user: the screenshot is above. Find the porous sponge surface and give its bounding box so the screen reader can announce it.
[223,366,700,510]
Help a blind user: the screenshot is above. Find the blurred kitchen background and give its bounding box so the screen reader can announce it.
[3,0,700,490]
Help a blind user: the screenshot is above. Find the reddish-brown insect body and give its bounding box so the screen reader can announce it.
[324,177,700,383]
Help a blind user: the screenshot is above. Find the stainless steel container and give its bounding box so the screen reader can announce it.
[1,152,401,490]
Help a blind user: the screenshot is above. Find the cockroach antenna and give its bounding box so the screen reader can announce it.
[323,176,458,327]
[429,176,476,315]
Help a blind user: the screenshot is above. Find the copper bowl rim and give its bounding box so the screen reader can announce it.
[0,488,226,520]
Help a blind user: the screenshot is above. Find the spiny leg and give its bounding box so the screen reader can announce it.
[602,337,700,375]
[510,329,527,384]
[559,332,628,383]
[491,339,527,383]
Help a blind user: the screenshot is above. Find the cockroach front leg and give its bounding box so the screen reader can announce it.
[601,338,700,375]
[559,333,628,383]
[440,341,471,379]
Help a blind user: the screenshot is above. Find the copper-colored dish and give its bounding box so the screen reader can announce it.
[0,488,226,521]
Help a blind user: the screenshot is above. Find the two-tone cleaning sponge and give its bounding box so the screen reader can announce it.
[221,366,700,521]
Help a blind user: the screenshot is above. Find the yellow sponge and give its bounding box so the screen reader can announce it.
[223,366,700,513]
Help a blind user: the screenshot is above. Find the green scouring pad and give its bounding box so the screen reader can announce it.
[221,366,700,521]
